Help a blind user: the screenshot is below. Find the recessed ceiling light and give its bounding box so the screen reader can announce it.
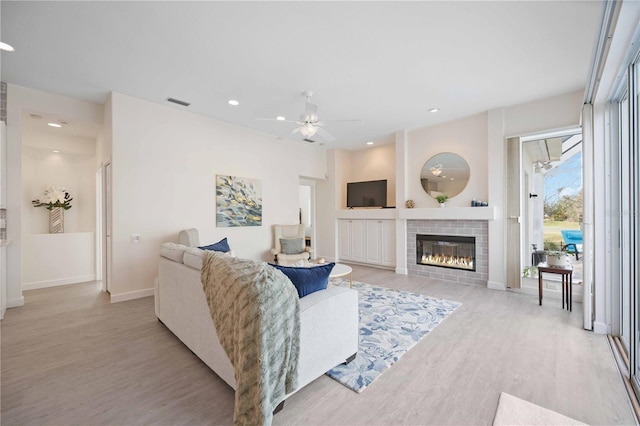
[441,175,447,178]
[366,141,374,145]
[450,178,455,180]
[47,123,62,128]
[52,150,60,153]
[0,42,14,52]
[429,108,440,113]
[276,116,286,121]
[228,99,239,106]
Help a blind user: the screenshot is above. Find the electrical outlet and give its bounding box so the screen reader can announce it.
[131,234,141,243]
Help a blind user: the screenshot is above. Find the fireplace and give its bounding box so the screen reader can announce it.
[416,234,476,272]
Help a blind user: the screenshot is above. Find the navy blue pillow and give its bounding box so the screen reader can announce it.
[199,237,230,253]
[270,262,335,298]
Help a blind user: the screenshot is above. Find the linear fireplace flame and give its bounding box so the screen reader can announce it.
[417,234,476,272]
[420,254,474,270]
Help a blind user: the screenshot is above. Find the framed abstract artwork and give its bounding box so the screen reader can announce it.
[216,175,263,227]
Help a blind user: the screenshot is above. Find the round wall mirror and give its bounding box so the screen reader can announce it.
[420,152,470,199]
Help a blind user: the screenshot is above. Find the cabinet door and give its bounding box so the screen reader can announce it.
[380,220,396,266]
[338,220,352,261]
[366,220,382,264]
[351,220,366,262]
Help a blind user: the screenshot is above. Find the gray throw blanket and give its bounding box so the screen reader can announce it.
[201,251,300,426]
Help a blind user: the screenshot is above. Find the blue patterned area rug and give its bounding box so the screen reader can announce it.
[326,279,461,393]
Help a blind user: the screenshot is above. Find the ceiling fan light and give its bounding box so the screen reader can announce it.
[299,123,318,138]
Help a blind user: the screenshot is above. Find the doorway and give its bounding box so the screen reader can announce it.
[520,129,584,302]
[299,178,316,258]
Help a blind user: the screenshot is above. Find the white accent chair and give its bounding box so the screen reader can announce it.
[271,224,313,266]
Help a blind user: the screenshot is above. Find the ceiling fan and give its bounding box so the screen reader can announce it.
[259,91,358,143]
[430,164,444,176]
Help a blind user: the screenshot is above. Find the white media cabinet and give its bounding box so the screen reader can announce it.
[336,209,396,269]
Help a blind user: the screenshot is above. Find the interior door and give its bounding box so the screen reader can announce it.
[506,137,522,288]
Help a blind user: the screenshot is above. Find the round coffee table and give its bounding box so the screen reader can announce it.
[330,263,353,288]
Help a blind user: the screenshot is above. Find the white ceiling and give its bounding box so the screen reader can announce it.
[1,1,602,150]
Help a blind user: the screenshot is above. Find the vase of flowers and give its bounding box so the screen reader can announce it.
[544,250,571,267]
[32,186,73,233]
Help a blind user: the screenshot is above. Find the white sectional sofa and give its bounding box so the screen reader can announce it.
[154,240,359,403]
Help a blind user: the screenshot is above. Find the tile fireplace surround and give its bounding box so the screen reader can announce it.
[407,219,488,286]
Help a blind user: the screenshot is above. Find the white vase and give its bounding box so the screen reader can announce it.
[49,207,64,233]
[547,254,570,267]
[439,202,446,208]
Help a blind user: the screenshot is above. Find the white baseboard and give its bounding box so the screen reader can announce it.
[22,275,96,291]
[340,260,395,271]
[7,296,24,308]
[488,280,506,290]
[110,287,155,303]
[593,321,610,334]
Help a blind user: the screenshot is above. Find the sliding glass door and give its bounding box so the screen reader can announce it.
[619,93,631,355]
[614,51,640,392]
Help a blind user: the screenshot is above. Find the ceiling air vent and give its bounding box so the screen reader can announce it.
[303,138,315,143]
[166,97,190,107]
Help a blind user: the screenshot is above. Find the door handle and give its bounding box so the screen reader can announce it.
[508,216,521,223]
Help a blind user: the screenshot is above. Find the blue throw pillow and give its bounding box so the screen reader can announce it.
[199,237,230,253]
[270,262,335,298]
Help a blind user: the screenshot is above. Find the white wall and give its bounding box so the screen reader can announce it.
[407,113,488,208]
[22,129,96,234]
[22,233,95,289]
[108,93,327,301]
[315,149,348,262]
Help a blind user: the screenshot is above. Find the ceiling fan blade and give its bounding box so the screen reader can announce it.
[315,127,336,142]
[324,118,362,123]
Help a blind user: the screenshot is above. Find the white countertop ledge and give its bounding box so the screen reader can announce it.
[398,206,498,221]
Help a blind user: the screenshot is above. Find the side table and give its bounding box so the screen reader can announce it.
[330,263,353,288]
[537,263,573,311]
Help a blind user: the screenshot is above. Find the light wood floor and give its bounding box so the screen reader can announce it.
[1,265,636,425]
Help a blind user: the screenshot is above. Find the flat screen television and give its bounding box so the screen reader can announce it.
[347,179,387,208]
